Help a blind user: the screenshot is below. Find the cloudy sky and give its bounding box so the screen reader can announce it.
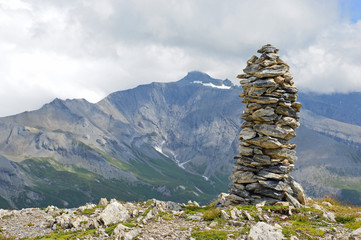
[1,0,361,117]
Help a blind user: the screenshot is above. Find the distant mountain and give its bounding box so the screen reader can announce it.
[0,71,361,208]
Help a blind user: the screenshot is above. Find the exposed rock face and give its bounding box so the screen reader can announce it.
[229,44,306,207]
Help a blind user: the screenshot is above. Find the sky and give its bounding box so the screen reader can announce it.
[1,0,361,117]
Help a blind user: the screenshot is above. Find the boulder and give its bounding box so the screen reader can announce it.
[350,227,361,240]
[247,222,284,240]
[98,202,129,226]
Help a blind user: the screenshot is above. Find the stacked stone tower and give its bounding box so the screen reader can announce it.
[229,44,306,207]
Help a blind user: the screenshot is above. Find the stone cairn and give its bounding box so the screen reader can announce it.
[228,44,306,207]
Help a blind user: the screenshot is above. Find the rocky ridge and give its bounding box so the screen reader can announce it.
[228,44,306,207]
[1,197,361,239]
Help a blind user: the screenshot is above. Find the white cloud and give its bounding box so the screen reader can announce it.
[287,20,361,93]
[0,0,360,116]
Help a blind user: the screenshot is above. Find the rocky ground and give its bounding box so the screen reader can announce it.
[0,196,361,240]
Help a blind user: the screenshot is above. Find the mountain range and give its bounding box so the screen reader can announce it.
[0,71,361,209]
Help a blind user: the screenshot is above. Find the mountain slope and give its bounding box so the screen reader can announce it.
[0,71,361,208]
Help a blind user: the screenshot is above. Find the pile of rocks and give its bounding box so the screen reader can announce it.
[228,44,306,207]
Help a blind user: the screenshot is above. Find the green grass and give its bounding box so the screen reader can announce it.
[105,223,118,235]
[191,230,243,240]
[21,229,97,240]
[80,208,96,216]
[183,205,212,215]
[202,208,221,221]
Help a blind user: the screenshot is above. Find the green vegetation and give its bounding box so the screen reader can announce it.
[335,214,356,224]
[202,208,221,221]
[80,208,96,216]
[182,205,213,215]
[105,223,118,235]
[20,229,97,240]
[191,230,243,240]
[158,210,174,221]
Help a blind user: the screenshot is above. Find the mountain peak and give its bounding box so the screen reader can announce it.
[176,71,234,89]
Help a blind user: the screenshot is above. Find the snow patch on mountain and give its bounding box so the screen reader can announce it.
[192,81,231,90]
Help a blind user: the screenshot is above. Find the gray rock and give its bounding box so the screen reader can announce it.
[124,228,141,240]
[228,220,245,227]
[254,124,296,140]
[244,64,261,74]
[239,145,254,156]
[264,148,297,163]
[244,96,279,104]
[285,192,301,208]
[254,65,288,78]
[98,198,108,206]
[290,180,306,204]
[251,79,278,88]
[350,227,361,240]
[249,87,267,97]
[257,170,285,180]
[252,107,278,121]
[167,201,182,211]
[220,210,230,220]
[246,136,283,149]
[240,127,257,140]
[231,171,257,184]
[98,202,129,226]
[253,154,271,164]
[246,182,262,191]
[276,105,297,118]
[246,103,262,111]
[276,117,300,129]
[259,180,287,192]
[247,222,284,240]
[257,44,279,54]
[187,215,203,221]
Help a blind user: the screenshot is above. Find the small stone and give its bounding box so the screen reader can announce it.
[228,220,245,227]
[252,107,278,121]
[243,210,254,221]
[276,117,300,129]
[244,64,261,74]
[231,171,257,184]
[239,127,257,140]
[220,210,230,220]
[187,215,203,221]
[209,221,218,227]
[257,44,279,54]
[251,78,278,88]
[98,198,108,206]
[239,145,254,156]
[291,102,302,112]
[322,201,332,207]
[276,105,297,118]
[254,65,288,78]
[254,124,296,140]
[290,180,306,205]
[249,87,267,97]
[246,136,283,149]
[259,180,287,192]
[257,170,285,180]
[285,192,301,208]
[283,72,293,81]
[243,96,279,104]
[264,148,297,163]
[253,154,271,164]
